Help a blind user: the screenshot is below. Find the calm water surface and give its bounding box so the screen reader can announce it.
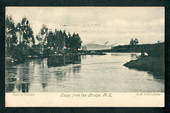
[5,53,164,92]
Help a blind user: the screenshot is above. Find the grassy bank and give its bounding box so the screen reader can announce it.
[95,42,164,53]
[111,43,164,53]
[124,56,164,76]
[123,42,164,76]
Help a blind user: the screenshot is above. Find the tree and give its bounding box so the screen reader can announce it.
[157,40,161,43]
[130,38,134,45]
[42,29,82,53]
[66,32,72,49]
[74,33,82,50]
[46,31,54,49]
[48,30,65,52]
[40,24,48,35]
[70,33,82,50]
[16,17,35,46]
[62,30,68,49]
[5,16,17,50]
[134,38,139,45]
[36,24,48,54]
[40,24,48,45]
[130,38,139,45]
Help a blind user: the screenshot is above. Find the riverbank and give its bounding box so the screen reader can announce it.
[95,42,164,53]
[6,56,44,67]
[124,56,164,76]
[6,51,106,67]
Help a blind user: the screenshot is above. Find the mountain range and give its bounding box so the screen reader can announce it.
[84,41,117,50]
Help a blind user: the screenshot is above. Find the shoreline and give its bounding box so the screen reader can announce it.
[7,51,165,78]
[124,56,164,77]
[6,51,106,67]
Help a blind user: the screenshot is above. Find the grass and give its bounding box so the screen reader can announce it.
[124,56,164,76]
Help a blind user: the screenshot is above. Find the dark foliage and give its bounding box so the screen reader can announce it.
[5,16,82,66]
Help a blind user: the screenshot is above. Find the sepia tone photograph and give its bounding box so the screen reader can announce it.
[5,7,164,107]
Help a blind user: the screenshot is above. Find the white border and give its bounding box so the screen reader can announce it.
[6,92,164,107]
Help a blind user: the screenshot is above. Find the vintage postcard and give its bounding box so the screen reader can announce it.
[5,7,164,107]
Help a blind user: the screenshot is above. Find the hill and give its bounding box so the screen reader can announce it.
[85,43,110,50]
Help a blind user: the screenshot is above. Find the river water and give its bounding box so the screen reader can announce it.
[5,53,164,93]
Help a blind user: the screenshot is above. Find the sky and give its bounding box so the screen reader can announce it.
[6,7,164,45]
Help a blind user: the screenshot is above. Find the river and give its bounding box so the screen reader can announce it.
[5,53,164,93]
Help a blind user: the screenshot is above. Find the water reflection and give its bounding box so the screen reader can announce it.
[47,54,81,68]
[6,83,15,92]
[16,63,30,93]
[17,83,30,93]
[39,59,48,89]
[81,55,86,59]
[47,54,82,82]
[73,65,81,74]
[5,67,17,92]
[130,53,138,60]
[5,53,164,92]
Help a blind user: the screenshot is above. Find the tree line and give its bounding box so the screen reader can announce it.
[36,24,82,53]
[5,16,82,61]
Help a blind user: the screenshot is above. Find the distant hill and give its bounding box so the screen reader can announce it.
[85,43,111,50]
[95,43,164,56]
[111,43,164,54]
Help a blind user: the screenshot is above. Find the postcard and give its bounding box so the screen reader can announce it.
[5,7,164,107]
